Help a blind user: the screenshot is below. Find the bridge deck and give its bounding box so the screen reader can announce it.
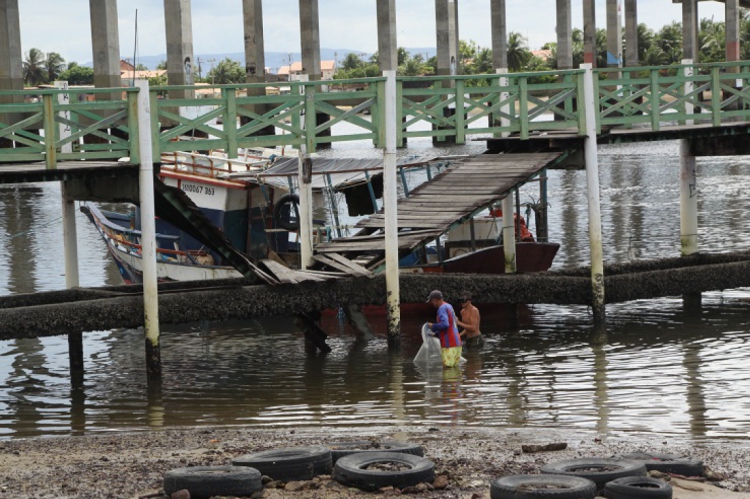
[0,161,139,184]
[314,152,563,270]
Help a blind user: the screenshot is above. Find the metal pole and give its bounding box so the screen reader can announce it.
[502,195,516,273]
[135,80,161,379]
[297,75,314,269]
[581,63,605,323]
[680,139,698,256]
[384,70,400,349]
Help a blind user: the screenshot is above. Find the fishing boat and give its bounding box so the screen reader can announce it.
[84,150,559,284]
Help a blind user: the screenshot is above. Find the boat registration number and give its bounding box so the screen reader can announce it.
[181,183,216,196]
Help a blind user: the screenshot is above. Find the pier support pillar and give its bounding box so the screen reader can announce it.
[377,0,398,72]
[556,0,573,69]
[89,0,122,98]
[502,195,517,274]
[164,0,195,99]
[299,0,330,149]
[680,139,698,256]
[0,0,23,137]
[727,0,740,71]
[298,75,315,270]
[682,0,698,63]
[606,0,622,70]
[583,0,596,66]
[490,0,507,70]
[384,70,401,349]
[136,80,162,380]
[625,0,638,67]
[582,63,606,323]
[434,0,459,144]
[242,0,274,136]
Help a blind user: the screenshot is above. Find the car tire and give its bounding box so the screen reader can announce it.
[602,476,673,499]
[163,465,262,499]
[273,193,300,231]
[621,452,704,477]
[490,474,598,499]
[232,445,332,482]
[326,441,424,464]
[540,458,647,491]
[333,451,435,492]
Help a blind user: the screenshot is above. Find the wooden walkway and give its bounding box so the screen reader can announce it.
[312,152,563,272]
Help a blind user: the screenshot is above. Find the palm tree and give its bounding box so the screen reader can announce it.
[699,18,725,62]
[23,48,48,86]
[470,47,494,75]
[398,54,428,76]
[507,32,531,72]
[46,52,66,82]
[655,22,683,59]
[637,23,655,62]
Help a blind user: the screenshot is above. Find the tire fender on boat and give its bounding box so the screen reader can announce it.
[273,193,301,231]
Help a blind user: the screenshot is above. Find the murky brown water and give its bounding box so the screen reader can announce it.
[2,136,750,441]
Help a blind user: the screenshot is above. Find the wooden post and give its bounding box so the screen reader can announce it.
[384,70,400,349]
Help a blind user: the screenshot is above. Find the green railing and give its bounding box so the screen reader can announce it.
[0,87,139,168]
[3,61,750,167]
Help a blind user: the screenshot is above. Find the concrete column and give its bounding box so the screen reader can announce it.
[89,0,122,90]
[583,0,596,66]
[625,0,638,67]
[299,0,321,81]
[726,0,740,63]
[502,195,516,273]
[490,0,508,70]
[682,0,698,63]
[556,0,573,69]
[243,0,265,82]
[606,0,622,68]
[581,63,605,323]
[164,0,195,98]
[377,0,398,72]
[0,0,23,137]
[435,0,458,76]
[383,70,400,348]
[135,80,161,380]
[680,139,698,256]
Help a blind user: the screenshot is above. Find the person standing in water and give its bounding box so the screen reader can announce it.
[456,291,484,350]
[426,290,462,367]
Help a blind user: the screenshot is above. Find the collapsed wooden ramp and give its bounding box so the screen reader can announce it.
[314,152,564,271]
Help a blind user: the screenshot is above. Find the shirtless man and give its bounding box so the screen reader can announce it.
[456,291,484,350]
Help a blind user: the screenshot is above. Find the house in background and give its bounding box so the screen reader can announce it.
[277,61,336,82]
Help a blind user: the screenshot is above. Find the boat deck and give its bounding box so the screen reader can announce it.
[312,152,564,273]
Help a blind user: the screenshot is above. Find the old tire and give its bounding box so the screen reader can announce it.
[232,445,332,482]
[333,451,435,491]
[490,475,597,499]
[540,458,646,491]
[326,441,424,464]
[602,476,673,499]
[621,452,704,477]
[163,465,262,499]
[273,193,300,231]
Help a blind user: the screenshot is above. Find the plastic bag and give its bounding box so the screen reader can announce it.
[413,323,443,365]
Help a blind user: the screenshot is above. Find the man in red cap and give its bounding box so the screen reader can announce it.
[426,290,462,367]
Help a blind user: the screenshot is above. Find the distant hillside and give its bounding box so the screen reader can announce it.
[115,47,437,74]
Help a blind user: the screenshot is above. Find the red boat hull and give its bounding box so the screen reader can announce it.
[416,242,560,275]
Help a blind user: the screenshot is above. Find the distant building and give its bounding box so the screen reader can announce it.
[120,59,135,73]
[277,61,336,81]
[531,49,552,62]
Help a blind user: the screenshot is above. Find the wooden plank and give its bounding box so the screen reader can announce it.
[321,252,374,277]
[261,259,300,284]
[312,253,369,277]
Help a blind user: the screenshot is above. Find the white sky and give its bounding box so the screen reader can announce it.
[18,0,730,64]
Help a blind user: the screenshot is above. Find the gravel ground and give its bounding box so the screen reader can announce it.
[1,425,749,499]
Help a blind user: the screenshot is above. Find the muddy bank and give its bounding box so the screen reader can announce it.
[1,426,749,499]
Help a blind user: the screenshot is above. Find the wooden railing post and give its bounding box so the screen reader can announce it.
[711,66,722,127]
[223,88,238,158]
[519,77,529,139]
[455,78,466,144]
[682,59,694,126]
[42,94,57,169]
[650,69,661,131]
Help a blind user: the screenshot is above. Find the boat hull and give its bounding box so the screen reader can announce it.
[406,242,560,275]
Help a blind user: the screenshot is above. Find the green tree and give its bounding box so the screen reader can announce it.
[507,32,531,71]
[45,52,66,82]
[23,48,48,86]
[135,63,148,71]
[469,47,494,75]
[398,53,428,76]
[206,58,245,84]
[57,65,94,85]
[156,60,168,70]
[655,21,682,62]
[341,53,364,71]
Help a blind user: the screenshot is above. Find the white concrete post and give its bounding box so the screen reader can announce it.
[682,59,694,126]
[135,80,161,378]
[680,139,698,256]
[496,68,510,138]
[297,75,314,270]
[384,70,400,347]
[55,81,79,289]
[581,63,605,322]
[502,195,517,273]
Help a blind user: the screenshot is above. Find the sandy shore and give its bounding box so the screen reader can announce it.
[1,425,749,499]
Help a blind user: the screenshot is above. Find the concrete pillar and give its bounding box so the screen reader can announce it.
[556,0,573,69]
[377,0,398,72]
[0,0,23,139]
[242,0,274,135]
[726,0,740,63]
[383,70,400,348]
[299,0,321,81]
[625,0,638,67]
[435,0,458,76]
[680,139,698,256]
[490,0,507,70]
[682,0,698,63]
[502,195,516,273]
[583,0,596,66]
[606,0,622,68]
[164,0,195,98]
[89,0,122,90]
